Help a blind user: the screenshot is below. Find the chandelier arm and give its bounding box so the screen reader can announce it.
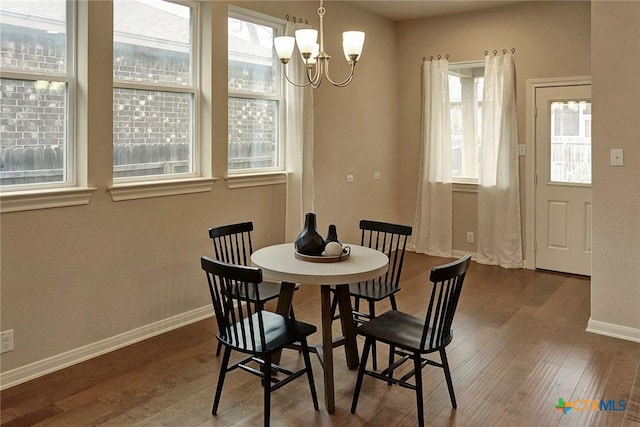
[306,61,323,88]
[322,59,357,87]
[283,68,313,88]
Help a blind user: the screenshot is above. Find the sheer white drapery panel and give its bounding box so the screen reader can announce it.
[477,53,523,268]
[412,59,453,257]
[285,23,315,242]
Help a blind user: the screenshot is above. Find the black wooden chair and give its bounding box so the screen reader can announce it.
[330,219,412,369]
[350,254,472,427]
[201,257,318,427]
[209,222,297,355]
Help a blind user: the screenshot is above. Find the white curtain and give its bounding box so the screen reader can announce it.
[284,23,315,242]
[412,59,453,257]
[477,53,523,268]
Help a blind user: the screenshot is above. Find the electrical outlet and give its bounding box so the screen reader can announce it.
[466,232,474,244]
[610,148,624,166]
[1,330,14,353]
[346,174,354,183]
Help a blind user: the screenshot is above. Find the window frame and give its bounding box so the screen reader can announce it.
[0,0,77,192]
[111,0,201,185]
[227,6,286,178]
[448,60,484,185]
[0,0,96,213]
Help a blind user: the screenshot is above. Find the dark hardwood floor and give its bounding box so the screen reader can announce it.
[2,252,639,426]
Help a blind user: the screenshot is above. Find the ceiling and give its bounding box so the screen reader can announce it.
[346,0,525,22]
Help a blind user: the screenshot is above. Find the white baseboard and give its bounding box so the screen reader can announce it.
[452,250,477,259]
[406,246,477,260]
[586,317,640,344]
[0,306,213,390]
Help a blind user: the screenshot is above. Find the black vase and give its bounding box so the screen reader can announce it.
[295,213,325,256]
[324,224,340,245]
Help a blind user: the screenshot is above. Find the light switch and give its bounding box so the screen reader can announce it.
[610,149,624,166]
[346,174,354,183]
[518,144,526,156]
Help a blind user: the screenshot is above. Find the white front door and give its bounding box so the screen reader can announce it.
[535,85,592,276]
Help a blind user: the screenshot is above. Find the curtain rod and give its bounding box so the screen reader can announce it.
[422,54,450,61]
[421,48,516,62]
[285,14,309,24]
[485,48,516,56]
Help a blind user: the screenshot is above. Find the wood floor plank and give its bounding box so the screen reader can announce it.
[2,252,639,426]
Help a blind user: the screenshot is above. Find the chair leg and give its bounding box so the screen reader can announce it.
[351,336,372,414]
[215,340,223,356]
[300,338,319,410]
[369,301,377,370]
[212,345,231,415]
[413,352,424,427]
[263,353,272,427]
[440,349,457,408]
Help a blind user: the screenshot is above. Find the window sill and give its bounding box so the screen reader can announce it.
[109,177,216,201]
[453,182,478,193]
[225,172,286,189]
[0,187,97,213]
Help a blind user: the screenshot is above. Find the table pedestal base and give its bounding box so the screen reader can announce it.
[274,282,359,414]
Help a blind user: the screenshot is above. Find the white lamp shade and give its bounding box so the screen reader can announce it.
[342,31,365,59]
[274,36,295,60]
[295,29,318,55]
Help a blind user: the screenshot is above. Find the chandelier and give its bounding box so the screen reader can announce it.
[273,1,365,88]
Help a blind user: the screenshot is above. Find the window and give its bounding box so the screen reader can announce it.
[0,0,74,190]
[227,9,283,173]
[448,62,484,182]
[113,0,198,181]
[550,100,591,184]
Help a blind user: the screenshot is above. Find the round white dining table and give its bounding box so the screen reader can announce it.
[251,243,389,285]
[251,243,389,414]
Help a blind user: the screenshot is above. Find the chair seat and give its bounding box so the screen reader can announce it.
[231,281,298,303]
[219,311,316,353]
[356,310,451,353]
[330,280,400,302]
[348,280,400,301]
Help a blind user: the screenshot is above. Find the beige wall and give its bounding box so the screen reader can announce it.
[0,0,398,379]
[3,0,638,385]
[590,1,640,332]
[395,1,591,255]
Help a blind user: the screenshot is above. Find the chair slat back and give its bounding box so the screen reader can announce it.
[359,220,412,293]
[201,256,267,352]
[420,254,471,350]
[209,222,254,266]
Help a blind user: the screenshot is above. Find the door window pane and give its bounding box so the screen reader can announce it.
[550,101,591,184]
